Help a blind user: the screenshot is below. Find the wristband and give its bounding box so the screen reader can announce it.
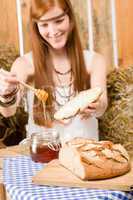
[1,86,19,99]
[0,95,17,107]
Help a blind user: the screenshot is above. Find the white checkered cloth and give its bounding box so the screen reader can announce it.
[3,156,133,200]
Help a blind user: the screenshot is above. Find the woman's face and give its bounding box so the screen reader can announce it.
[37,6,70,50]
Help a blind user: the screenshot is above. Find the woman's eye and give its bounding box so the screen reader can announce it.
[43,24,48,27]
[39,23,48,27]
[55,19,64,24]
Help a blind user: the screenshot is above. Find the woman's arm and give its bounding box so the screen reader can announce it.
[85,51,108,118]
[0,55,32,117]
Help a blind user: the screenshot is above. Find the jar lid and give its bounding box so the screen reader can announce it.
[31,128,59,141]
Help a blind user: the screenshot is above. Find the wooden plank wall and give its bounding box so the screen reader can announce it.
[71,0,88,49]
[0,0,19,49]
[0,0,132,69]
[116,0,133,67]
[0,0,31,52]
[92,0,113,71]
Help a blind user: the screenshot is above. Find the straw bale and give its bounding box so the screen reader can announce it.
[99,66,133,157]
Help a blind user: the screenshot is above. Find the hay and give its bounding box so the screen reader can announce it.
[99,66,133,156]
[0,44,18,70]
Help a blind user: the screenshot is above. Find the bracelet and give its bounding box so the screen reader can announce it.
[0,94,15,103]
[0,95,17,107]
[0,86,19,99]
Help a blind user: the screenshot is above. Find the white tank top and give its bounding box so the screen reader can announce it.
[26,50,99,143]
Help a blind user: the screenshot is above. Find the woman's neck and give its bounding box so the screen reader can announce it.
[49,47,67,58]
[49,48,70,70]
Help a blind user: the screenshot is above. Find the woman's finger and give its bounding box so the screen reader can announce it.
[4,76,19,84]
[80,113,91,120]
[0,68,18,83]
[80,106,97,120]
[87,102,99,109]
[56,118,72,125]
[80,107,95,114]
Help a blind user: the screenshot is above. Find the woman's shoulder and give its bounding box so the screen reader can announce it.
[83,50,105,71]
[83,50,104,63]
[11,51,34,82]
[23,51,33,66]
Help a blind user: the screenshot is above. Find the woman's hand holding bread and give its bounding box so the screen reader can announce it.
[80,100,100,119]
[80,92,106,119]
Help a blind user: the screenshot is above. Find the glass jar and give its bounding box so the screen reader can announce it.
[30,129,61,163]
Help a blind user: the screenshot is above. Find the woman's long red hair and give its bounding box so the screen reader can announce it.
[30,0,90,126]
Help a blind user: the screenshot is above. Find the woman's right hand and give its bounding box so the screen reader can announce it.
[0,68,19,98]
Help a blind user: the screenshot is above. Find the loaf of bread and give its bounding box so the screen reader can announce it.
[54,87,102,120]
[59,137,131,180]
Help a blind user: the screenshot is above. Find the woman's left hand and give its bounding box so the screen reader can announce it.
[80,100,100,120]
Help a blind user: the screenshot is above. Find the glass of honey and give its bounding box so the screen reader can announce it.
[30,129,61,163]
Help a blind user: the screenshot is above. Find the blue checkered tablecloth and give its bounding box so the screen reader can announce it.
[3,156,133,200]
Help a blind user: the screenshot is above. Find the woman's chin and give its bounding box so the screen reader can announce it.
[50,41,67,50]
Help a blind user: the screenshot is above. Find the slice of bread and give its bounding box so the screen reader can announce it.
[59,137,131,180]
[54,87,102,120]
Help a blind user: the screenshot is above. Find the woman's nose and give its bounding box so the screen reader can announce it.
[48,24,58,37]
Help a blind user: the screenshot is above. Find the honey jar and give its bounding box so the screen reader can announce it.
[30,129,61,163]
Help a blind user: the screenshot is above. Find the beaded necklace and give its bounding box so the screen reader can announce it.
[53,67,75,107]
[54,67,72,75]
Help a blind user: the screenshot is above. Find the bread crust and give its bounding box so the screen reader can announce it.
[54,87,102,120]
[59,138,131,180]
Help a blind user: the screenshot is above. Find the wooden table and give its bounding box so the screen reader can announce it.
[0,145,29,200]
[1,145,133,200]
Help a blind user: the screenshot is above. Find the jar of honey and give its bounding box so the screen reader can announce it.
[30,129,61,163]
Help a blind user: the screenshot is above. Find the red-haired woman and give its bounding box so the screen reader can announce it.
[0,0,108,143]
